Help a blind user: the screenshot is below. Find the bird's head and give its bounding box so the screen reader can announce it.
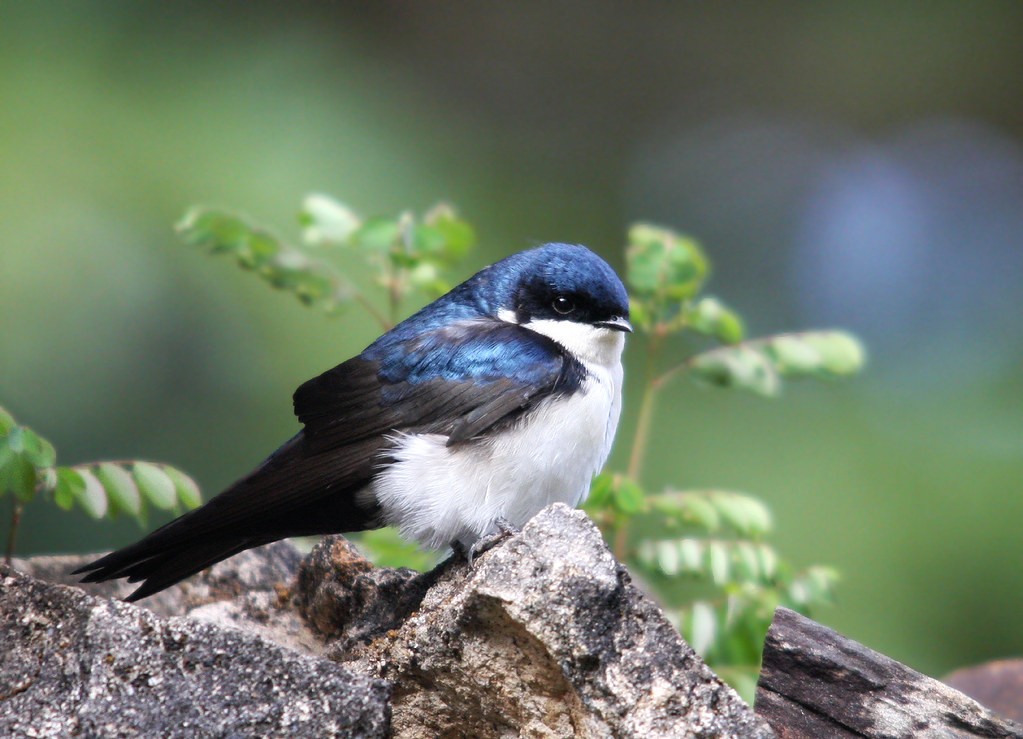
[477,243,632,365]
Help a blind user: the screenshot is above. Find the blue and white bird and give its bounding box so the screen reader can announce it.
[76,243,631,601]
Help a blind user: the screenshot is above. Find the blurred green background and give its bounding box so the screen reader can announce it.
[3,2,1021,679]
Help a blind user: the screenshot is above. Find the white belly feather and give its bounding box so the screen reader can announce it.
[370,324,625,550]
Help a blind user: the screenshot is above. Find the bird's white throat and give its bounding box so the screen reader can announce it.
[520,318,626,369]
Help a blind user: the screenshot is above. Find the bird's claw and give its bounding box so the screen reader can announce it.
[455,517,520,567]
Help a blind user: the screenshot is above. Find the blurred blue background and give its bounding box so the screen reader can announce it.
[2,2,1021,678]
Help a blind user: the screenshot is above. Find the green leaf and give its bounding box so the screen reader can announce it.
[711,491,773,537]
[411,224,448,256]
[19,428,56,468]
[627,298,652,332]
[351,217,401,251]
[689,345,780,397]
[679,538,704,572]
[763,331,866,378]
[688,601,718,656]
[613,477,646,514]
[707,540,731,585]
[5,426,25,453]
[407,261,443,293]
[764,335,823,374]
[787,566,839,609]
[240,230,282,269]
[799,331,866,376]
[177,208,248,252]
[53,467,85,511]
[75,468,108,519]
[756,544,780,580]
[733,541,762,581]
[300,193,361,246]
[37,466,57,494]
[177,208,281,269]
[2,454,37,502]
[586,472,615,509]
[422,203,475,260]
[162,465,201,509]
[654,540,681,576]
[651,490,721,532]
[638,537,709,577]
[688,297,745,344]
[625,223,708,299]
[95,463,141,517]
[0,407,15,435]
[133,462,177,511]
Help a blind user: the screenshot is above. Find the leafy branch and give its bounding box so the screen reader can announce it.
[581,222,863,699]
[0,406,200,564]
[177,196,475,331]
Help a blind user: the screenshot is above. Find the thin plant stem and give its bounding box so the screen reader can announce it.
[615,337,663,559]
[626,336,664,482]
[626,383,658,483]
[613,523,629,562]
[5,499,22,565]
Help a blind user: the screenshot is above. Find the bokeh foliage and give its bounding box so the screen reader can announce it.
[0,406,200,563]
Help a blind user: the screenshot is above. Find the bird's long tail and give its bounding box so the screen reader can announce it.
[73,529,270,602]
[72,433,382,601]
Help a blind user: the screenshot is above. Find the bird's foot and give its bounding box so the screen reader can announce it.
[457,517,520,567]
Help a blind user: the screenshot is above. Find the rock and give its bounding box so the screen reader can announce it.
[187,590,325,657]
[294,535,449,652]
[756,607,1023,738]
[337,504,772,738]
[4,504,771,738]
[0,565,391,738]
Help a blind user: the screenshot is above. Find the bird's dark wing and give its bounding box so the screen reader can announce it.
[75,319,584,600]
[294,318,587,450]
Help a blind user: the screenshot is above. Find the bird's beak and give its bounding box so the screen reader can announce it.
[598,316,633,333]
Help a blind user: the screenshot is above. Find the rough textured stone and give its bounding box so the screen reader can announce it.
[756,607,1023,738]
[339,504,772,738]
[5,506,771,738]
[0,566,391,738]
[187,590,325,656]
[294,535,449,652]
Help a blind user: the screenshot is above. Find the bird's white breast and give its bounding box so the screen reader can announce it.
[369,324,625,550]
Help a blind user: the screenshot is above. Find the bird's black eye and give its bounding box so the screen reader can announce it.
[552,296,575,315]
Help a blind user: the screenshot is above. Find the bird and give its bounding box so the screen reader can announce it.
[74,243,632,601]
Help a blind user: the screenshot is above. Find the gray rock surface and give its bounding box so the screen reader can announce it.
[333,505,773,739]
[0,566,391,738]
[294,534,448,652]
[3,505,771,738]
[756,607,1023,738]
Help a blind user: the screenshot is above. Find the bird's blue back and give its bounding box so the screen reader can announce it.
[363,243,627,387]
